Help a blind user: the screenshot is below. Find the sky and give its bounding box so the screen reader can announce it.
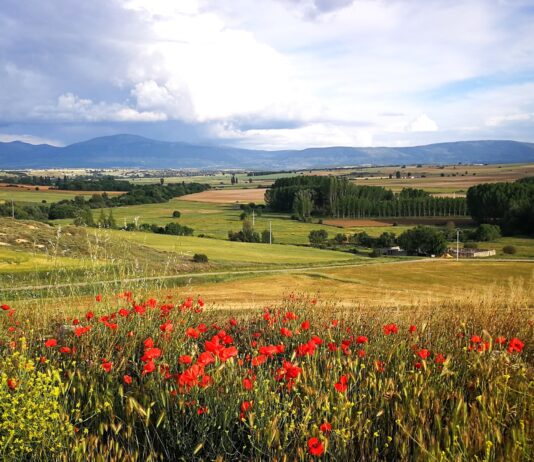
[1,0,534,150]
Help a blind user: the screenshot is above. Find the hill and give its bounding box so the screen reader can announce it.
[1,135,534,169]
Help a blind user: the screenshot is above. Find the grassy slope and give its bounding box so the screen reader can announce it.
[109,229,363,265]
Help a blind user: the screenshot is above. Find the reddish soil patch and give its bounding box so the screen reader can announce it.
[182,188,267,204]
[0,183,124,195]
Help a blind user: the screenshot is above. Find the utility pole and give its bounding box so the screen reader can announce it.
[252,209,255,227]
[269,220,272,245]
[456,228,460,261]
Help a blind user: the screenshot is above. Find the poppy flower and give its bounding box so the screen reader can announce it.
[334,375,348,392]
[320,422,332,434]
[101,360,113,373]
[95,294,102,302]
[143,360,156,375]
[494,336,506,345]
[197,351,215,366]
[356,336,368,344]
[375,360,385,372]
[186,327,200,339]
[218,346,238,361]
[242,377,254,390]
[409,325,417,333]
[1,304,10,311]
[470,335,482,343]
[434,353,446,364]
[417,349,430,360]
[141,348,162,362]
[179,355,193,365]
[251,355,268,367]
[383,323,398,335]
[45,338,57,348]
[123,374,133,384]
[160,321,173,333]
[280,327,292,337]
[59,346,71,354]
[301,320,310,330]
[307,437,324,456]
[85,311,94,321]
[507,337,524,353]
[7,378,17,390]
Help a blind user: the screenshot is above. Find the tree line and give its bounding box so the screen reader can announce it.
[0,182,210,222]
[0,174,133,191]
[466,177,534,235]
[266,176,468,219]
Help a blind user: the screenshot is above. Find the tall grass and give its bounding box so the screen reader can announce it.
[0,283,532,461]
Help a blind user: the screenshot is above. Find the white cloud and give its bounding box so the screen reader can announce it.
[39,93,167,122]
[213,122,373,150]
[0,134,63,146]
[486,113,532,127]
[406,114,439,132]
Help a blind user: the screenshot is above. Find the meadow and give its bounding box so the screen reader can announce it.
[0,281,531,461]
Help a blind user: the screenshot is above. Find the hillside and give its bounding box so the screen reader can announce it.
[1,135,534,169]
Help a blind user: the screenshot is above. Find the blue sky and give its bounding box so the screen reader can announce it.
[1,0,533,149]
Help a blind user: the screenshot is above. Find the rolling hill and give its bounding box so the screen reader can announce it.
[1,135,533,169]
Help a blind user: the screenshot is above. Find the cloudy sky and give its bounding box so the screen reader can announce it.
[1,0,533,149]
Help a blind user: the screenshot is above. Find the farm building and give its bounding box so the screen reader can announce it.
[377,246,407,256]
[448,248,496,258]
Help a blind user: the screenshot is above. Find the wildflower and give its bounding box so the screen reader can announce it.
[1,304,10,311]
[434,353,446,364]
[85,311,94,321]
[275,361,301,381]
[197,351,215,366]
[356,336,368,344]
[101,360,113,373]
[507,337,524,353]
[320,422,332,434]
[141,348,162,362]
[409,325,417,333]
[242,377,254,390]
[123,375,133,385]
[375,360,385,372]
[229,318,238,326]
[383,323,398,335]
[240,400,253,419]
[251,355,268,367]
[160,320,173,333]
[144,337,155,348]
[470,335,482,343]
[197,406,208,415]
[179,355,193,365]
[186,327,200,339]
[417,349,430,360]
[334,375,348,393]
[60,346,71,354]
[494,336,506,345]
[199,374,213,388]
[357,349,366,358]
[7,378,17,390]
[218,346,238,362]
[280,327,292,337]
[45,338,57,348]
[301,320,310,330]
[118,308,129,317]
[143,360,156,375]
[307,437,324,456]
[95,294,102,302]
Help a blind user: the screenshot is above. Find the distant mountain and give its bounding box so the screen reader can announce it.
[1,135,533,169]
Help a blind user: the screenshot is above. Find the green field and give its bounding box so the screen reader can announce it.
[108,229,364,265]
[0,188,85,203]
[0,246,83,272]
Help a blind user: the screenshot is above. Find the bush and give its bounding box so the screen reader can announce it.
[193,253,208,263]
[261,229,273,244]
[502,245,517,255]
[308,229,328,246]
[398,226,447,256]
[172,210,181,218]
[473,224,501,242]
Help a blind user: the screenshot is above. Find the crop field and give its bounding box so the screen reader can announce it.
[0,188,94,204]
[180,188,267,204]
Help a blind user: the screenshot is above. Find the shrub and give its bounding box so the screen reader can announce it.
[172,210,181,218]
[473,224,501,242]
[193,253,208,263]
[308,229,328,246]
[502,245,517,255]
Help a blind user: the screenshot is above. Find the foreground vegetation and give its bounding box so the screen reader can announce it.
[0,287,532,461]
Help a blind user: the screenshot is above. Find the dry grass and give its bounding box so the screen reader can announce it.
[181,188,267,203]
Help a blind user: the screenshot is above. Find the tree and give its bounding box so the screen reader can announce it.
[334,233,347,244]
[376,232,396,248]
[473,224,501,241]
[395,171,401,179]
[261,229,273,244]
[107,210,117,229]
[308,229,328,246]
[398,226,447,256]
[98,209,107,228]
[293,189,313,221]
[172,210,181,218]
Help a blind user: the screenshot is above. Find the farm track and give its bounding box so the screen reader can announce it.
[2,257,532,293]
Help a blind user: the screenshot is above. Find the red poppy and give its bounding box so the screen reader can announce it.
[218,346,238,362]
[85,311,94,321]
[357,349,366,358]
[275,361,301,381]
[280,327,292,337]
[197,351,215,366]
[417,349,430,360]
[375,360,385,372]
[356,336,368,344]
[179,355,193,364]
[507,337,524,353]
[334,375,348,393]
[95,294,102,302]
[251,355,268,367]
[141,348,162,362]
[7,378,17,390]
[143,360,156,375]
[383,324,398,335]
[59,346,71,354]
[101,360,113,373]
[470,335,482,343]
[123,374,133,384]
[144,337,155,349]
[242,377,254,390]
[409,325,417,333]
[160,321,173,333]
[186,327,200,339]
[320,422,332,434]
[301,320,311,330]
[434,353,446,364]
[307,437,324,456]
[45,338,57,348]
[1,304,10,311]
[494,336,506,345]
[199,374,213,388]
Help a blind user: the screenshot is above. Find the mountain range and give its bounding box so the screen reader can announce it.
[1,135,534,169]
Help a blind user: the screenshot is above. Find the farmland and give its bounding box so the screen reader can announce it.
[1,165,533,461]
